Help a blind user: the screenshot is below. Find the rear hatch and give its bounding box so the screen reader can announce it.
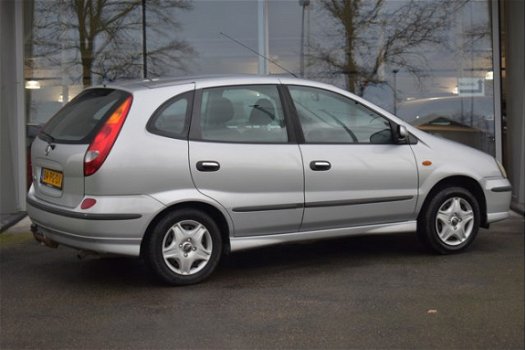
[31,88,131,208]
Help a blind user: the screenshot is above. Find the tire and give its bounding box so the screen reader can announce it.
[418,186,480,254]
[143,209,222,286]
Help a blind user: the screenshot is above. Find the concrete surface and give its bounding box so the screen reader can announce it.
[1,214,524,349]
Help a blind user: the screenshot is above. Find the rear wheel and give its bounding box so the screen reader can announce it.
[143,209,222,285]
[418,187,480,254]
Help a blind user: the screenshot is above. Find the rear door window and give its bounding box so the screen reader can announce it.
[196,85,288,143]
[40,88,131,144]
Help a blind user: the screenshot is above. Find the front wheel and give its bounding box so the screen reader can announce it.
[143,209,222,286]
[418,187,480,254]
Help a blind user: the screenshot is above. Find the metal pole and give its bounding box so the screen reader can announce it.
[300,4,305,77]
[392,69,399,115]
[491,0,502,161]
[257,0,269,75]
[299,0,310,78]
[142,0,147,79]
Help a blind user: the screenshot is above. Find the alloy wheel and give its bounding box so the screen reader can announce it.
[435,197,474,246]
[161,220,213,275]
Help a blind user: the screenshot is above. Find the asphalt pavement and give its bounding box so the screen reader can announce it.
[1,214,524,349]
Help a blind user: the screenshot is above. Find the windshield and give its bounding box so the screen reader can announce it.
[40,88,131,144]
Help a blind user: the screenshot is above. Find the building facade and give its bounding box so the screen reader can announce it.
[1,0,524,225]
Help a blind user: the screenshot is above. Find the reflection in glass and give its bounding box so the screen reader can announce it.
[23,0,497,155]
[24,0,194,126]
[305,0,495,155]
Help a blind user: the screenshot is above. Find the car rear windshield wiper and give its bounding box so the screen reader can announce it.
[39,130,56,145]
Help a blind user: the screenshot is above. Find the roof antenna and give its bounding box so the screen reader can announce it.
[219,32,297,78]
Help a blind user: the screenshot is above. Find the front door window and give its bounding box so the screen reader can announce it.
[288,85,393,145]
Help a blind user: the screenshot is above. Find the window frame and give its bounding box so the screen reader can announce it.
[146,91,195,140]
[189,84,297,144]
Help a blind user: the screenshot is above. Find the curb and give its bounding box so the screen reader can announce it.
[0,212,27,233]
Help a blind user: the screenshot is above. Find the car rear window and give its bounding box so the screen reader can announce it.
[40,88,131,144]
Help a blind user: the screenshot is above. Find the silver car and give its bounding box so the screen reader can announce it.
[27,75,512,285]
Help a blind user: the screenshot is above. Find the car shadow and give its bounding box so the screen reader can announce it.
[65,232,425,288]
[218,233,423,271]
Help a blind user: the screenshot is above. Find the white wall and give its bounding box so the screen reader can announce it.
[0,1,26,216]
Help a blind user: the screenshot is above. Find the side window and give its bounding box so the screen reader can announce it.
[147,91,192,139]
[288,85,393,144]
[198,85,288,143]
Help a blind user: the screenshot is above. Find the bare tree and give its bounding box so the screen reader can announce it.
[31,0,194,87]
[311,0,467,95]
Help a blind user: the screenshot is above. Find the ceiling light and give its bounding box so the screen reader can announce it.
[25,80,41,89]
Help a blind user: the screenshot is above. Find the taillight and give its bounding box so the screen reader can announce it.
[84,96,132,176]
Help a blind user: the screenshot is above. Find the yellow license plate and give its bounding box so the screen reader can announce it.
[40,168,63,190]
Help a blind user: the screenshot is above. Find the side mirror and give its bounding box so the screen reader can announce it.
[397,125,408,141]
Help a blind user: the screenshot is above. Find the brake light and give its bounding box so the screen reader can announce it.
[84,96,132,176]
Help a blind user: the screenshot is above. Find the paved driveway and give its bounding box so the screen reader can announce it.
[1,214,524,349]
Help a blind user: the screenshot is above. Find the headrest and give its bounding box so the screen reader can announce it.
[207,97,234,124]
[249,98,276,126]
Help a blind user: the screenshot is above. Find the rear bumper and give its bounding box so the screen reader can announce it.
[26,190,165,256]
[483,177,513,224]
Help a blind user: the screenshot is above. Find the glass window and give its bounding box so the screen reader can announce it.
[24,0,498,154]
[199,85,288,143]
[288,86,392,144]
[40,89,130,143]
[148,92,192,139]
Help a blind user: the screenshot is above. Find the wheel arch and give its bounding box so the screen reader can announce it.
[141,201,232,256]
[419,175,487,227]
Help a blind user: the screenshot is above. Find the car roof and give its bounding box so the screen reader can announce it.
[102,74,301,92]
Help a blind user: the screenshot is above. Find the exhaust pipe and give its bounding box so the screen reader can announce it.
[31,224,59,248]
[30,224,99,259]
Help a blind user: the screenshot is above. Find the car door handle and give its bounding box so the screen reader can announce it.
[196,161,220,172]
[310,161,331,171]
